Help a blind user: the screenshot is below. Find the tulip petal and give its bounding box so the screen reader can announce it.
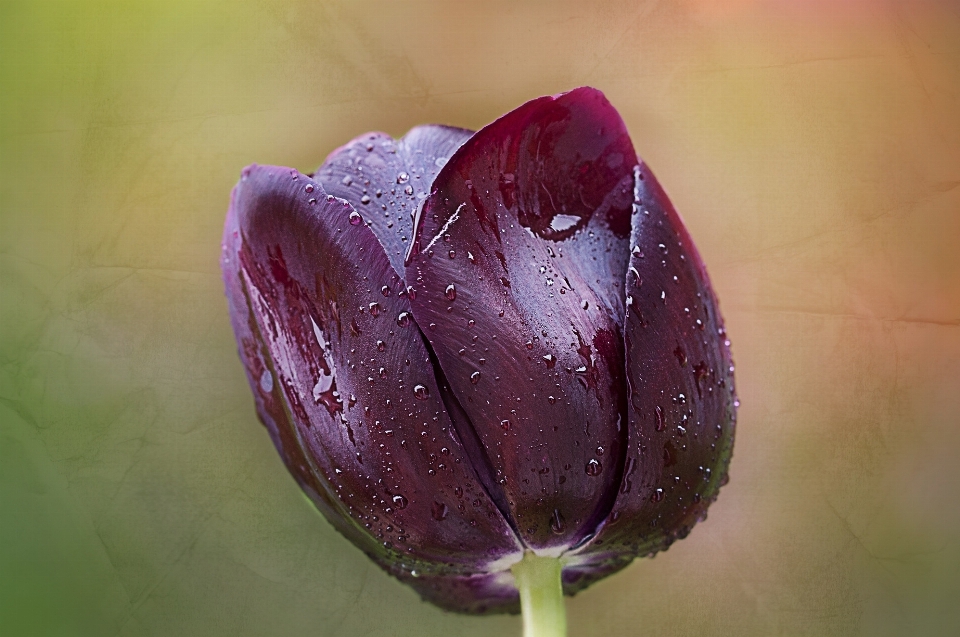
[221,195,382,559]
[404,88,638,550]
[569,163,736,565]
[314,125,473,278]
[221,165,523,583]
[393,568,520,615]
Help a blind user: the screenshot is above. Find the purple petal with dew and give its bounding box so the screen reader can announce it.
[315,125,473,279]
[405,88,638,551]
[567,162,736,566]
[221,164,522,586]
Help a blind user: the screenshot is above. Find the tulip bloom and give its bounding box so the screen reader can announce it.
[221,87,735,633]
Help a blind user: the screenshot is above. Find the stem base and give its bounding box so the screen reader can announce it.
[511,552,566,637]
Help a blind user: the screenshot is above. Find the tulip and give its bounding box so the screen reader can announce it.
[221,87,736,635]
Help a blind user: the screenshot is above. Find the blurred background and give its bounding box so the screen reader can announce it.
[2,0,959,635]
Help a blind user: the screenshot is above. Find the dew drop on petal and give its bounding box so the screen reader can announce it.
[550,508,565,534]
[585,459,602,476]
[259,370,273,393]
[413,384,430,400]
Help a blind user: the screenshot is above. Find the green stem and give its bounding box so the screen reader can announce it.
[511,552,567,637]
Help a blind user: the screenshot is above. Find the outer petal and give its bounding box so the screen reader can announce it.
[393,569,520,615]
[568,163,736,568]
[314,125,473,278]
[404,88,638,551]
[220,165,522,584]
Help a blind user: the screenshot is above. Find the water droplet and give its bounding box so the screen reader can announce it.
[658,243,667,253]
[500,419,511,431]
[547,395,556,404]
[470,371,481,384]
[349,211,363,225]
[397,312,412,327]
[542,354,556,369]
[628,266,642,287]
[397,172,410,184]
[259,369,273,393]
[448,249,456,259]
[381,285,391,297]
[445,284,457,301]
[673,345,687,367]
[392,494,408,509]
[360,194,371,204]
[377,340,386,352]
[585,459,602,476]
[379,367,387,379]
[413,384,430,400]
[304,184,315,193]
[342,175,353,186]
[581,300,589,310]
[550,508,566,534]
[651,488,664,503]
[368,302,381,316]
[404,184,414,195]
[431,501,448,521]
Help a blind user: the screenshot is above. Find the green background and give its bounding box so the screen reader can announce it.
[2,1,959,635]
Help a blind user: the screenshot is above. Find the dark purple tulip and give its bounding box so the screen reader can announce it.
[221,87,736,615]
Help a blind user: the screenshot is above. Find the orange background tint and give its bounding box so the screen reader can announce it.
[2,1,958,635]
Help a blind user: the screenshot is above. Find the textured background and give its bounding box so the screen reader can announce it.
[2,1,959,635]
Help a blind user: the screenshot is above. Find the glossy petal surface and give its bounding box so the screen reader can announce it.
[315,125,473,278]
[404,88,638,551]
[569,163,736,564]
[393,569,520,615]
[221,165,521,577]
